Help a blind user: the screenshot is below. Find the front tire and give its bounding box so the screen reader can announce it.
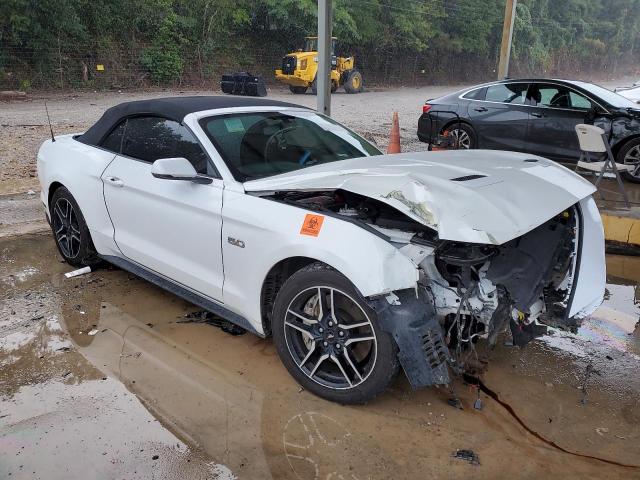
[618,138,640,183]
[50,186,99,268]
[271,262,399,404]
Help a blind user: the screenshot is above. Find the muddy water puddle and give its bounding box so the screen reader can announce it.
[1,234,639,479]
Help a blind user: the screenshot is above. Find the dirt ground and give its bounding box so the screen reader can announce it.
[1,233,639,479]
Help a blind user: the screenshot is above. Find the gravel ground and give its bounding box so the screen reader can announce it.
[0,85,464,194]
[1,78,635,195]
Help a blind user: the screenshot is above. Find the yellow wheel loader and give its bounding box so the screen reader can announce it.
[275,37,363,94]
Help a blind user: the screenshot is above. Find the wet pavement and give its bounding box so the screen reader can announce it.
[1,233,640,479]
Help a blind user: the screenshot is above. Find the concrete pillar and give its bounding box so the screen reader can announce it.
[317,0,332,116]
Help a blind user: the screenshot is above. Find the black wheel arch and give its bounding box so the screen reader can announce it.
[260,257,355,336]
[612,133,640,160]
[47,181,65,208]
[260,257,323,336]
[440,118,475,135]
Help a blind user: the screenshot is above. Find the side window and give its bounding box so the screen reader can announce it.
[100,120,126,153]
[122,116,212,175]
[485,83,528,104]
[174,126,212,176]
[529,84,571,108]
[463,87,486,100]
[569,90,593,110]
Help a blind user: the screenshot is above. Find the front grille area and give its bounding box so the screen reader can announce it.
[281,56,296,75]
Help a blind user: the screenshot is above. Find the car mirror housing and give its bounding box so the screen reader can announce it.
[151,157,212,184]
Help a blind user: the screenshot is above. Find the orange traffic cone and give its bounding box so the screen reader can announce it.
[387,112,401,154]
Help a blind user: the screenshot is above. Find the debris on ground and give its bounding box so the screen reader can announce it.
[452,449,480,465]
[88,328,99,336]
[580,362,600,405]
[178,310,246,336]
[64,266,92,278]
[447,397,463,410]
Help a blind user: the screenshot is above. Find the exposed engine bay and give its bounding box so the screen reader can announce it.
[265,189,581,385]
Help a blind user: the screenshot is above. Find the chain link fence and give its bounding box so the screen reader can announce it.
[0,43,540,92]
[1,41,637,92]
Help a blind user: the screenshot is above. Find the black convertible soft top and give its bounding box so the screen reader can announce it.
[78,95,306,146]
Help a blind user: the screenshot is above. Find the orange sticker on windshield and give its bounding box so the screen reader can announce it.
[300,214,324,237]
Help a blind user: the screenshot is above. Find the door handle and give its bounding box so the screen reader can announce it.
[106,176,124,187]
[473,107,488,112]
[530,112,545,118]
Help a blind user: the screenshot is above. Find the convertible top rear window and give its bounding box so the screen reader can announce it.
[200,111,380,181]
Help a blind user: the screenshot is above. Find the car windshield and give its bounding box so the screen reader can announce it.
[200,110,381,181]
[574,81,639,109]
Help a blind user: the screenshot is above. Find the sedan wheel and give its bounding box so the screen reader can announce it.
[52,197,82,259]
[272,263,399,404]
[619,139,640,183]
[624,144,640,178]
[284,286,377,390]
[49,186,99,267]
[448,128,471,149]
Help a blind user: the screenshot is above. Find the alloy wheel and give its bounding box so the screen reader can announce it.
[52,198,81,258]
[624,145,640,178]
[283,286,377,390]
[448,128,471,149]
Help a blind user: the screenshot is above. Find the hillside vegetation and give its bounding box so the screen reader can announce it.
[1,0,639,89]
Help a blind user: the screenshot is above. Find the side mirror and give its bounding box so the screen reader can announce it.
[151,158,212,184]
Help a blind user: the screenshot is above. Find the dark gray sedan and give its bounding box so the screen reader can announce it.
[417,78,640,182]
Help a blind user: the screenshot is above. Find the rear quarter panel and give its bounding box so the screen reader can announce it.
[37,135,119,255]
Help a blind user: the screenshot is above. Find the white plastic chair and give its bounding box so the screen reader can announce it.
[574,124,630,208]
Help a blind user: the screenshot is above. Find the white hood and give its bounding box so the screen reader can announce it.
[244,150,596,245]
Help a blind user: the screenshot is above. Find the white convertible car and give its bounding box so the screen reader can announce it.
[37,96,605,403]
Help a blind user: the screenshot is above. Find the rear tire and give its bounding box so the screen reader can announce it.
[271,262,399,404]
[443,122,476,149]
[617,138,640,183]
[344,70,363,94]
[289,85,308,94]
[50,186,100,268]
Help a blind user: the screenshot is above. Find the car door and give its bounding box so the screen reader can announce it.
[466,82,530,151]
[525,82,595,161]
[101,115,225,301]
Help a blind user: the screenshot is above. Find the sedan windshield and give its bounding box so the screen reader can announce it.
[574,81,639,109]
[200,111,380,181]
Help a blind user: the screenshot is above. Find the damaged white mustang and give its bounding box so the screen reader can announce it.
[37,97,605,403]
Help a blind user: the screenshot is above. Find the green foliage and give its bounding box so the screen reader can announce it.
[1,0,639,88]
[140,8,184,83]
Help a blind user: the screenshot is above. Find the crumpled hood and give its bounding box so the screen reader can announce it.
[244,150,597,245]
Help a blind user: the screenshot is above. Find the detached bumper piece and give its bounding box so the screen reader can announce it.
[371,289,450,388]
[221,72,267,97]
